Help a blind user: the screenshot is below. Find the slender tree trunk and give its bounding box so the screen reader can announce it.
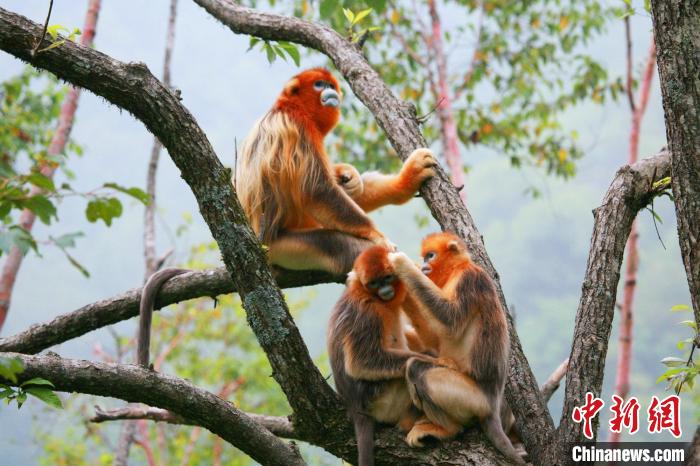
[427,0,465,202]
[650,0,700,329]
[609,39,656,445]
[0,0,101,333]
[115,1,179,465]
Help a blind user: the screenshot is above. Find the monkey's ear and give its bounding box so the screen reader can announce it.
[284,78,301,96]
[346,270,357,283]
[447,240,461,252]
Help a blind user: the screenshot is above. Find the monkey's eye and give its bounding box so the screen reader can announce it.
[383,275,396,284]
[424,252,436,262]
[313,80,326,91]
[366,280,379,289]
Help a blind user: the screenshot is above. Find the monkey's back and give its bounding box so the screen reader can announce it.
[327,292,390,414]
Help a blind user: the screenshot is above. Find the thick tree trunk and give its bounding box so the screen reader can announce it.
[650,0,700,327]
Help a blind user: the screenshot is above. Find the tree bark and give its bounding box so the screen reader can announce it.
[0,0,101,333]
[190,2,556,462]
[650,0,700,328]
[0,352,304,466]
[0,267,341,354]
[553,150,670,462]
[0,5,341,441]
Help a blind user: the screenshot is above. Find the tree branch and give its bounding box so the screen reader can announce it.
[0,5,341,439]
[0,267,341,354]
[191,1,555,462]
[553,149,671,459]
[0,352,304,466]
[540,358,569,403]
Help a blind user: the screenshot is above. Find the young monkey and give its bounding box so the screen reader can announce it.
[388,232,525,464]
[328,246,447,466]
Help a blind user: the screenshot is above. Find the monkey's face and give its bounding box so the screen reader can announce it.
[420,232,469,284]
[351,246,406,304]
[281,68,342,135]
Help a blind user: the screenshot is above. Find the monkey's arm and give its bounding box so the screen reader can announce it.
[402,296,441,352]
[342,311,436,381]
[307,176,386,244]
[389,252,463,332]
[335,149,436,213]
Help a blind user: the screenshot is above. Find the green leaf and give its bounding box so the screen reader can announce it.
[343,8,355,23]
[103,183,150,204]
[23,195,57,225]
[278,43,301,66]
[0,387,15,400]
[85,198,123,226]
[52,232,84,249]
[0,227,37,256]
[63,248,90,278]
[25,387,63,409]
[679,320,697,330]
[661,357,688,367]
[670,304,691,312]
[27,173,55,192]
[264,43,276,64]
[352,8,373,25]
[0,356,24,384]
[16,390,26,408]
[20,377,54,388]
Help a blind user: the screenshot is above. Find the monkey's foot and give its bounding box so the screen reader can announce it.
[405,421,454,448]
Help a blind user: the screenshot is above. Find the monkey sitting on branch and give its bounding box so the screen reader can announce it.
[388,232,525,464]
[327,245,450,466]
[235,68,437,275]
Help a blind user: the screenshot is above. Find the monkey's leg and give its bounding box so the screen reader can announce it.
[405,358,490,447]
[405,416,460,447]
[268,229,372,274]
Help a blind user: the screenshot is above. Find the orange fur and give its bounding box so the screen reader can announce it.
[420,232,472,288]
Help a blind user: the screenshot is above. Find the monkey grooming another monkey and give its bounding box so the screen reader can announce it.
[389,232,525,464]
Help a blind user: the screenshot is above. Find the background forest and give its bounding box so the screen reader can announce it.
[0,0,696,464]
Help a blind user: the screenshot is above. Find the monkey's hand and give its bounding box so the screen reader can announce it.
[388,251,419,275]
[400,148,437,190]
[333,163,364,198]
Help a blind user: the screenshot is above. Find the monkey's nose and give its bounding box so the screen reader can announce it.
[321,88,340,107]
[378,285,395,301]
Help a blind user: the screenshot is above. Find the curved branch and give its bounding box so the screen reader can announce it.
[191,0,555,461]
[0,6,340,436]
[0,267,341,354]
[0,352,304,466]
[554,150,671,458]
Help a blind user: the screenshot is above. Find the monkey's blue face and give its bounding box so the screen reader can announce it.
[421,251,437,275]
[366,274,397,301]
[315,81,340,108]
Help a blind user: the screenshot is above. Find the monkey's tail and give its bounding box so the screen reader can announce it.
[482,413,526,465]
[352,412,375,466]
[137,268,189,367]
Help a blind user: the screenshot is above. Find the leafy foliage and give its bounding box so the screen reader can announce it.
[38,24,82,53]
[657,305,699,395]
[0,68,149,275]
[0,356,62,410]
[245,0,622,181]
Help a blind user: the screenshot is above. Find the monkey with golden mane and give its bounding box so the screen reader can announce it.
[328,246,450,466]
[236,68,436,274]
[136,69,435,369]
[388,232,525,464]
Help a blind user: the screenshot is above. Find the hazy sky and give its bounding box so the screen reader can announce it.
[0,1,694,464]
